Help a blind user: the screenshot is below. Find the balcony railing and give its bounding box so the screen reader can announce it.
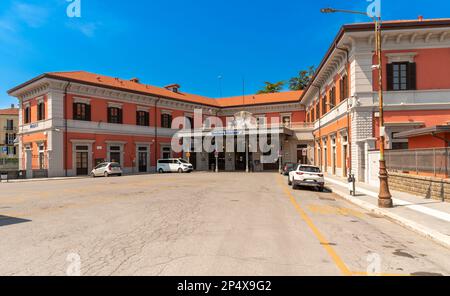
[3,126,17,132]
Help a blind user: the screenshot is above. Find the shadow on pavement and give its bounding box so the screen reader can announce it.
[0,215,31,227]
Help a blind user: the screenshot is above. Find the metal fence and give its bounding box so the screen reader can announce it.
[385,148,450,177]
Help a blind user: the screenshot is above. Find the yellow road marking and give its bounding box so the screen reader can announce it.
[277,177,353,276]
[308,204,365,218]
[277,176,411,277]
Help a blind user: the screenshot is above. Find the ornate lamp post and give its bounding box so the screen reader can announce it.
[320,7,393,208]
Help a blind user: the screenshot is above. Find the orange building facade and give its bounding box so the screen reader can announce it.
[8,72,312,177]
[301,19,450,184]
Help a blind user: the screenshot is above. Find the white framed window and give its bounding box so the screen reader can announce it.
[280,114,292,128]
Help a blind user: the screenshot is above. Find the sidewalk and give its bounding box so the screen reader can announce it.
[325,174,450,249]
[0,176,89,183]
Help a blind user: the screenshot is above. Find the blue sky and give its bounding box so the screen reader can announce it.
[0,0,449,108]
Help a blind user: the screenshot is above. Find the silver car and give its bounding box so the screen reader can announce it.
[91,162,123,177]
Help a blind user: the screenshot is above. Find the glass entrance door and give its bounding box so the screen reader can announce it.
[138,151,148,173]
[76,152,89,175]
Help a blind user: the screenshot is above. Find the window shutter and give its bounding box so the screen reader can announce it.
[86,104,91,121]
[386,63,394,91]
[42,103,46,120]
[146,112,150,126]
[409,62,417,90]
[136,111,140,125]
[118,109,123,124]
[73,103,77,120]
[107,107,112,123]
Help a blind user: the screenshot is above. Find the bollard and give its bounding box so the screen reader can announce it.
[348,174,356,196]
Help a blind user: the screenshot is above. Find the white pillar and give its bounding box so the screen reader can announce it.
[25,149,32,179]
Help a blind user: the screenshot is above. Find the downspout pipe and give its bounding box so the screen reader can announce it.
[63,82,71,177]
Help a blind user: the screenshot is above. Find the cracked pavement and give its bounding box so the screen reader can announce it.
[0,172,449,276]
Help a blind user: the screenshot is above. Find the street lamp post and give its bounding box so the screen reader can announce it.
[320,8,393,208]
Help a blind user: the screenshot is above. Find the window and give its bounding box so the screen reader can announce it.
[24,106,31,124]
[387,62,416,91]
[95,163,107,170]
[281,115,291,127]
[392,142,409,150]
[256,116,267,127]
[136,111,150,126]
[76,145,89,151]
[5,133,16,145]
[329,87,336,109]
[299,166,321,173]
[162,147,171,159]
[6,119,14,131]
[161,113,172,128]
[73,103,91,121]
[315,102,319,121]
[321,95,327,116]
[391,132,409,150]
[37,102,45,121]
[186,117,194,129]
[109,146,121,164]
[38,144,45,170]
[340,75,349,101]
[8,146,16,156]
[108,107,122,124]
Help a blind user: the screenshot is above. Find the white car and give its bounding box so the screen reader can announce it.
[157,158,193,173]
[288,165,325,191]
[91,162,123,177]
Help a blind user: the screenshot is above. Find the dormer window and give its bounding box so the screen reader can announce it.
[164,84,181,93]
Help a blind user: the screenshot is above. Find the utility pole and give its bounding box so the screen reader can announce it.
[320,7,393,208]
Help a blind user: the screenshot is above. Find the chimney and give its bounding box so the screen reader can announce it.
[10,104,15,109]
[130,77,140,83]
[164,84,181,93]
[418,15,424,22]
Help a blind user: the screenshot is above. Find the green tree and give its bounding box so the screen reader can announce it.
[257,81,285,94]
[289,66,316,91]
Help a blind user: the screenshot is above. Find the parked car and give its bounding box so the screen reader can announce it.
[288,165,325,191]
[281,163,297,176]
[91,162,123,177]
[157,158,193,173]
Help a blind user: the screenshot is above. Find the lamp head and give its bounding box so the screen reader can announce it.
[320,8,336,13]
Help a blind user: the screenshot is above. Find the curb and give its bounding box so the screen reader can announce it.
[330,186,450,250]
[1,177,89,184]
